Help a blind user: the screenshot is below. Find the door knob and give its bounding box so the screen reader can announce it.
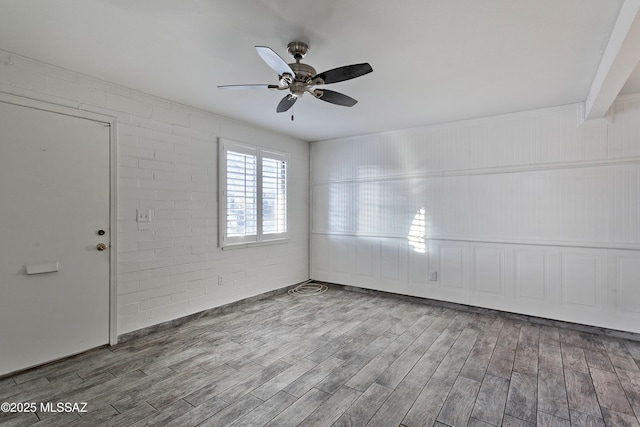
[96,243,108,251]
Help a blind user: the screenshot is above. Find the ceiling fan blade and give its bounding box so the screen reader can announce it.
[314,89,357,107]
[276,95,297,113]
[314,63,373,84]
[256,46,295,77]
[218,84,279,90]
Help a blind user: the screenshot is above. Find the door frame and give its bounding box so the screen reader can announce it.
[0,92,118,345]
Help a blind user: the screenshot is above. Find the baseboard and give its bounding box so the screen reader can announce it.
[317,281,640,343]
[116,281,306,344]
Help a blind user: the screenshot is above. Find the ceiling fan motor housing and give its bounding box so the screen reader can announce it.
[290,62,317,82]
[287,41,322,86]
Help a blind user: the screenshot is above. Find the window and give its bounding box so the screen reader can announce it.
[219,139,288,247]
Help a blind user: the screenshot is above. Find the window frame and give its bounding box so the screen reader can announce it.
[219,138,289,248]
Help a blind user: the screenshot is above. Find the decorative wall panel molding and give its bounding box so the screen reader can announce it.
[561,252,601,309]
[613,251,640,313]
[514,248,547,301]
[356,239,374,278]
[473,246,504,295]
[439,244,466,290]
[408,246,429,286]
[380,240,402,282]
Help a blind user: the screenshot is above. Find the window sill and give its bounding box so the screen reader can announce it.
[221,238,289,250]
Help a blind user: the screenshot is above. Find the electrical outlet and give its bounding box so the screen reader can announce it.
[429,271,438,281]
[218,275,224,286]
[136,209,151,223]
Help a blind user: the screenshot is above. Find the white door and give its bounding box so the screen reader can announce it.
[0,101,111,376]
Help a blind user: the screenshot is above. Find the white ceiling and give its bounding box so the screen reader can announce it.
[0,0,638,141]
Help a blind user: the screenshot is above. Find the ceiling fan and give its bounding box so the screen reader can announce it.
[218,41,373,113]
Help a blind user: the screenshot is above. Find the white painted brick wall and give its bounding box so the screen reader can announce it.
[0,49,309,335]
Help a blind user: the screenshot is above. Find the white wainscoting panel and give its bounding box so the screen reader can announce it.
[408,244,429,286]
[356,238,374,278]
[613,250,640,314]
[380,239,402,282]
[311,234,331,274]
[515,248,548,301]
[439,243,467,291]
[561,251,601,309]
[472,245,504,295]
[332,235,352,275]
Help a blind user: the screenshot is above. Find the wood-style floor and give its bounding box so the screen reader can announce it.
[1,284,640,427]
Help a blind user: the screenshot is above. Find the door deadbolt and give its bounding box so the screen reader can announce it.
[97,230,105,236]
[96,243,108,251]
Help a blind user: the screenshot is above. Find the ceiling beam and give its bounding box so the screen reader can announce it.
[584,0,640,120]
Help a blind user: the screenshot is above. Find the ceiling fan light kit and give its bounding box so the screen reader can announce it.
[218,41,372,113]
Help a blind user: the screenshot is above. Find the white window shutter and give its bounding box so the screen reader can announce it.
[262,155,287,236]
[226,150,257,237]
